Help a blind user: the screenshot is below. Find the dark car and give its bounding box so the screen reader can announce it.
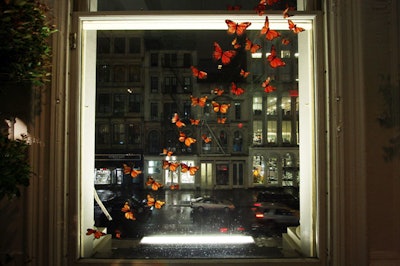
[251,203,300,234]
[255,190,299,210]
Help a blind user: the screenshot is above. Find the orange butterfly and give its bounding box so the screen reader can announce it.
[178,131,197,147]
[201,134,212,143]
[171,113,186,128]
[212,88,224,96]
[281,38,290,45]
[240,69,250,78]
[212,101,230,114]
[121,202,136,220]
[169,183,180,190]
[231,38,241,49]
[147,194,165,209]
[190,66,207,79]
[260,16,281,41]
[146,176,163,191]
[267,45,286,68]
[225,19,251,36]
[190,95,208,107]
[245,38,262,53]
[283,7,293,18]
[254,2,266,16]
[190,118,200,125]
[161,148,174,157]
[231,82,245,96]
[217,117,227,124]
[123,163,142,178]
[162,160,180,172]
[180,163,200,175]
[86,228,106,239]
[288,20,305,33]
[262,77,276,93]
[213,42,237,65]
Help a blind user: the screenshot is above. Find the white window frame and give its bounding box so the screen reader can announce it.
[71,12,325,264]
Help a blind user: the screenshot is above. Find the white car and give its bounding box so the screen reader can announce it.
[190,197,235,213]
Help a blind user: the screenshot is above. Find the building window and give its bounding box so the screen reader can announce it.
[233,130,243,152]
[112,123,125,145]
[113,65,126,82]
[216,163,229,185]
[163,53,177,67]
[183,53,192,67]
[96,93,111,114]
[150,103,158,120]
[267,120,277,144]
[252,155,265,185]
[234,102,241,120]
[148,131,160,154]
[183,76,192,93]
[127,123,140,144]
[113,37,125,53]
[253,120,262,145]
[164,76,177,93]
[97,64,110,83]
[96,123,110,145]
[128,37,141,53]
[97,37,110,54]
[113,94,125,115]
[150,53,158,66]
[128,93,141,113]
[150,76,158,93]
[128,65,141,82]
[253,96,262,115]
[267,155,279,185]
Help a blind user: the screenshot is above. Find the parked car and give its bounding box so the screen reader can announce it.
[255,190,299,210]
[190,197,235,213]
[251,203,299,234]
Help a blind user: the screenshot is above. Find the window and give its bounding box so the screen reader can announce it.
[150,53,158,66]
[234,102,241,120]
[150,76,159,93]
[183,53,192,67]
[78,12,319,261]
[97,37,110,54]
[113,37,125,53]
[150,102,158,120]
[96,94,111,114]
[128,93,141,113]
[128,65,141,82]
[128,37,141,53]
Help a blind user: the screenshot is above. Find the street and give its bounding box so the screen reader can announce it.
[94,188,292,259]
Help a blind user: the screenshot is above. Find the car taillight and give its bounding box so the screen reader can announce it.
[236,227,245,232]
[255,213,264,218]
[253,203,261,207]
[219,227,228,233]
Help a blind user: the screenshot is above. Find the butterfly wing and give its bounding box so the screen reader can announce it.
[191,66,207,79]
[288,20,305,33]
[154,200,165,209]
[147,194,155,207]
[231,82,245,96]
[219,103,231,114]
[217,117,227,124]
[240,69,250,78]
[130,169,142,178]
[124,212,136,220]
[213,42,223,61]
[184,137,196,147]
[197,96,207,107]
[122,163,132,175]
[212,101,220,113]
[190,118,200,125]
[245,39,261,53]
[121,202,131,212]
[267,45,286,68]
[262,77,277,93]
[189,166,199,175]
[180,163,189,173]
[221,50,237,65]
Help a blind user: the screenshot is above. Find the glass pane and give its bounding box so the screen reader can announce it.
[82,12,315,260]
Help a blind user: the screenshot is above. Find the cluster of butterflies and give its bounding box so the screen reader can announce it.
[87,0,304,240]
